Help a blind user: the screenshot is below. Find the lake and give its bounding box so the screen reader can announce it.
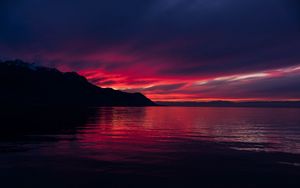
[1,107,300,187]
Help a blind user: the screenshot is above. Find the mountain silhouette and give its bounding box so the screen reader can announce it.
[0,60,156,106]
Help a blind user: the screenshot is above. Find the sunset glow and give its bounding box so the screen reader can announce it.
[1,0,300,101]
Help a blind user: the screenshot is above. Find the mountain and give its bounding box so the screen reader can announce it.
[0,60,156,106]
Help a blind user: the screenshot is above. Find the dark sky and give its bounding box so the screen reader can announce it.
[1,0,300,101]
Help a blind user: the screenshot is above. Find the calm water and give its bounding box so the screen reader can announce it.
[1,107,300,187]
[79,107,300,154]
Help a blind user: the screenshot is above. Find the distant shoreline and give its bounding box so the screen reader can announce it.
[156,101,300,108]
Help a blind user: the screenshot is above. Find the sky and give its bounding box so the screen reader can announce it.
[1,0,300,101]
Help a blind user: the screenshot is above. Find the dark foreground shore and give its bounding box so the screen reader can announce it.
[0,106,300,188]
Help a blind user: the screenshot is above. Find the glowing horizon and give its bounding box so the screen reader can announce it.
[76,64,300,102]
[1,0,300,101]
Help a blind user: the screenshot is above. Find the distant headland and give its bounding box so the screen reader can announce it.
[0,60,156,106]
[157,101,300,108]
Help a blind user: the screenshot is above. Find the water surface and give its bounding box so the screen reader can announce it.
[1,107,300,187]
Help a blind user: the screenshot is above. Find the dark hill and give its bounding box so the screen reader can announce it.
[0,60,156,106]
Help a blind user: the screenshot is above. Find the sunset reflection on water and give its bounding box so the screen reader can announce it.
[69,107,300,163]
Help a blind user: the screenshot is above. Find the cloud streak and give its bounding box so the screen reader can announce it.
[1,0,300,101]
